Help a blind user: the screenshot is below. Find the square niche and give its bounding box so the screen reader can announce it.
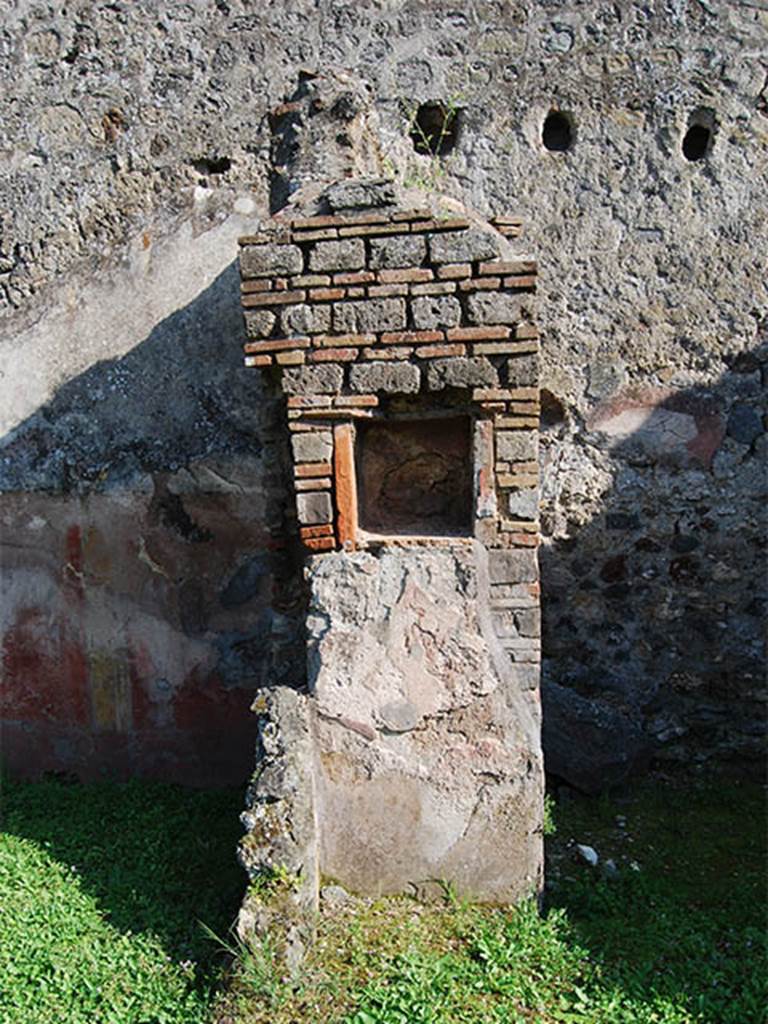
[355,416,472,537]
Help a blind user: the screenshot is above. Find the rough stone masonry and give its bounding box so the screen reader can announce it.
[237,179,544,923]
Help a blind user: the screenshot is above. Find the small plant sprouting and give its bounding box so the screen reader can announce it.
[247,864,300,901]
[400,95,464,193]
[543,793,557,836]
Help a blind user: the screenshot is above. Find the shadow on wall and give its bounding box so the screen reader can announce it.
[1,262,765,792]
[0,261,303,788]
[539,340,767,793]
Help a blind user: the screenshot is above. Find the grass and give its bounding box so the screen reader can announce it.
[212,778,767,1024]
[1,775,765,1024]
[0,776,243,1024]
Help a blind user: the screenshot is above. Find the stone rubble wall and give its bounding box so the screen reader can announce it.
[1,1,765,786]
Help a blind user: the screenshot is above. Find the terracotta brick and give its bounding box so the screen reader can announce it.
[286,395,332,409]
[479,260,536,275]
[447,326,510,342]
[291,274,331,287]
[368,283,408,297]
[315,332,376,348]
[473,340,538,355]
[333,395,379,408]
[347,286,365,298]
[504,275,537,289]
[410,281,457,296]
[377,267,433,284]
[502,533,540,548]
[308,347,359,362]
[478,401,507,412]
[334,423,357,551]
[505,460,539,475]
[291,211,391,229]
[361,346,414,360]
[296,476,332,491]
[244,354,272,367]
[414,343,466,358]
[502,519,539,533]
[309,287,346,301]
[490,216,524,227]
[295,407,375,420]
[275,350,305,365]
[506,402,540,416]
[300,524,335,538]
[243,337,311,354]
[458,277,501,291]
[290,214,342,229]
[498,473,539,488]
[380,329,444,345]
[290,227,338,241]
[273,278,289,290]
[295,461,333,477]
[496,416,540,429]
[334,271,376,285]
[473,387,539,401]
[337,223,403,238]
[241,279,273,293]
[242,289,306,308]
[436,263,472,279]
[304,536,337,552]
[409,216,470,233]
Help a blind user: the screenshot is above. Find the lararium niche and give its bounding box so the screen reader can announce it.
[356,414,473,537]
[236,178,543,946]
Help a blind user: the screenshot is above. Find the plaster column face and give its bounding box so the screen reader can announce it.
[237,178,543,905]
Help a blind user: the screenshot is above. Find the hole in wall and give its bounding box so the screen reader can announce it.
[682,108,715,162]
[540,389,566,429]
[191,156,232,175]
[409,101,461,156]
[682,124,711,161]
[542,110,574,152]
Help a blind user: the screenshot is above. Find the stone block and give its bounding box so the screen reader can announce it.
[411,295,462,330]
[489,548,538,584]
[281,304,332,335]
[332,298,407,333]
[307,547,544,901]
[282,364,344,395]
[349,362,420,394]
[325,177,396,210]
[296,491,333,525]
[426,357,497,390]
[468,292,532,326]
[310,239,365,272]
[291,431,333,464]
[428,228,501,264]
[507,353,539,387]
[497,431,538,462]
[369,234,426,269]
[515,607,541,637]
[241,244,303,278]
[244,309,277,339]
